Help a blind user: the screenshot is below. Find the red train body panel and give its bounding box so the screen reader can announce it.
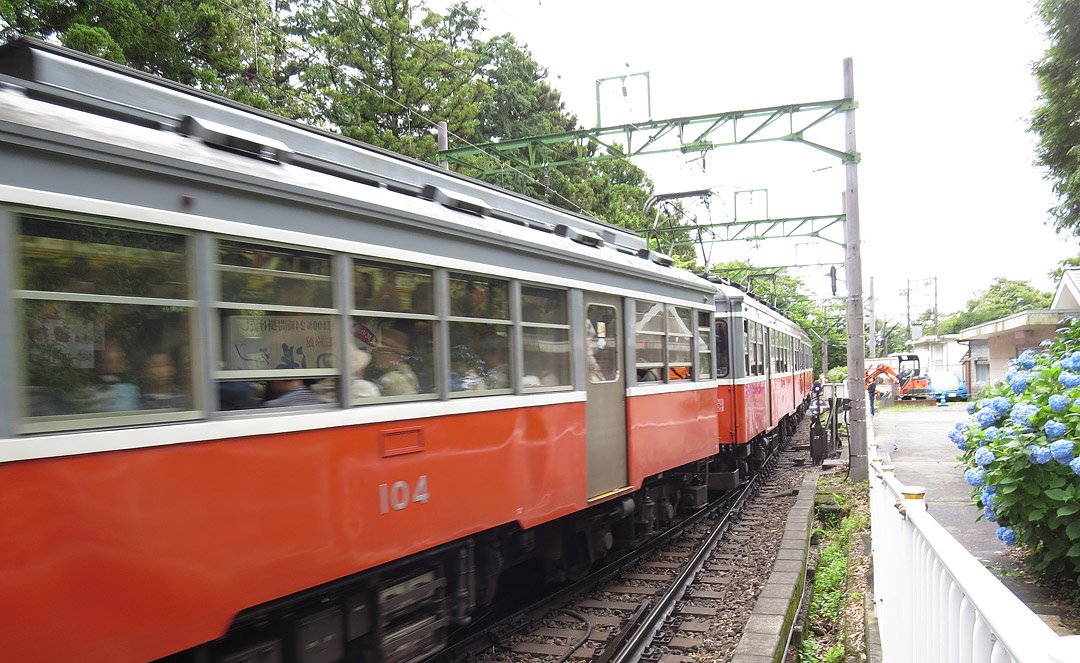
[626,388,719,485]
[0,404,596,662]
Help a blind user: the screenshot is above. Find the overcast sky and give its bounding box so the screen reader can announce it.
[430,0,1077,323]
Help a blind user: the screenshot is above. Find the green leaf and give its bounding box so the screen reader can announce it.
[1058,504,1080,517]
[1068,520,1080,540]
[1068,542,1080,558]
[1029,509,1048,522]
[1045,488,1071,501]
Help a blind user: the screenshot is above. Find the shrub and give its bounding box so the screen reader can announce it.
[954,319,1080,590]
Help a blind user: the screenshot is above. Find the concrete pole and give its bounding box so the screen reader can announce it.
[843,58,868,483]
[437,121,449,170]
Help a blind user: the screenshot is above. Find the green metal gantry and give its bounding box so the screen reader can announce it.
[437,98,859,176]
[658,212,847,248]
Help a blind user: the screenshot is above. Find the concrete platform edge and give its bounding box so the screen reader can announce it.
[729,470,819,663]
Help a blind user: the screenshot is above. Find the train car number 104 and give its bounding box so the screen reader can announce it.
[378,477,430,514]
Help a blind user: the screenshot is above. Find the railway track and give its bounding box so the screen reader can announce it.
[439,434,815,663]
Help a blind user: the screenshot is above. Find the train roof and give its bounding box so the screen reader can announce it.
[0,38,658,258]
[712,279,809,339]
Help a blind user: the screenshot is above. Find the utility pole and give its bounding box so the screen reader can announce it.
[900,279,911,341]
[868,277,876,358]
[926,276,939,337]
[843,58,868,483]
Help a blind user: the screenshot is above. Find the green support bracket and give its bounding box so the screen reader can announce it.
[438,98,855,176]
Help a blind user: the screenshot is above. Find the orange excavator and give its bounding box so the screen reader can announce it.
[866,354,932,400]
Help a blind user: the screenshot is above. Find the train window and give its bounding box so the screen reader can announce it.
[17,214,197,431]
[449,273,510,391]
[587,305,620,383]
[218,241,336,407]
[697,311,712,380]
[349,260,437,400]
[754,323,764,376]
[742,321,749,376]
[715,319,730,378]
[667,306,693,381]
[635,301,665,382]
[522,286,571,390]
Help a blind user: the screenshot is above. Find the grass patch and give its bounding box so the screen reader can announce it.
[799,474,870,663]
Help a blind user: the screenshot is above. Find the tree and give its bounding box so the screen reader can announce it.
[937,278,1053,334]
[0,0,292,108]
[1032,0,1080,235]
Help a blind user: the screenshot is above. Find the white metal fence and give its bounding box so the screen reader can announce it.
[868,447,1080,663]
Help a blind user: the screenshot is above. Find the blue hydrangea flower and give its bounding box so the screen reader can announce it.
[1060,371,1080,389]
[1074,397,1080,409]
[1029,445,1051,464]
[1060,315,1078,324]
[1049,394,1069,412]
[1005,366,1019,382]
[975,408,996,428]
[1060,352,1080,372]
[955,422,969,432]
[966,402,977,415]
[964,467,986,487]
[1071,457,1080,477]
[983,504,997,522]
[985,427,1000,442]
[1017,350,1036,369]
[1010,403,1039,428]
[974,447,995,466]
[981,485,998,504]
[947,429,965,445]
[1009,371,1032,394]
[1041,339,1054,348]
[990,397,1012,416]
[1002,529,1017,546]
[996,526,1008,540]
[1050,440,1076,464]
[1045,420,1067,439]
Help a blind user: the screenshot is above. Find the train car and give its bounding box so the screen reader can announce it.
[712,282,814,477]
[0,39,724,663]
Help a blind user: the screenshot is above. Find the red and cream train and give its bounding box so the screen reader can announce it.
[0,39,813,663]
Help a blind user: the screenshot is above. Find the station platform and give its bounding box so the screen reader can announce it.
[872,400,1077,636]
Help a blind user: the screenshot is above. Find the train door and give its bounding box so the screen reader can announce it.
[585,295,628,498]
[763,326,773,427]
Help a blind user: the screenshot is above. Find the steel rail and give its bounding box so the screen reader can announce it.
[602,448,782,663]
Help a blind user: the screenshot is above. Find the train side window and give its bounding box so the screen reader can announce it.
[634,301,665,382]
[522,285,571,390]
[667,306,693,381]
[351,260,437,401]
[754,323,764,376]
[16,214,197,432]
[715,319,729,378]
[587,304,620,383]
[449,273,510,392]
[743,320,750,376]
[697,311,712,380]
[217,241,336,408]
